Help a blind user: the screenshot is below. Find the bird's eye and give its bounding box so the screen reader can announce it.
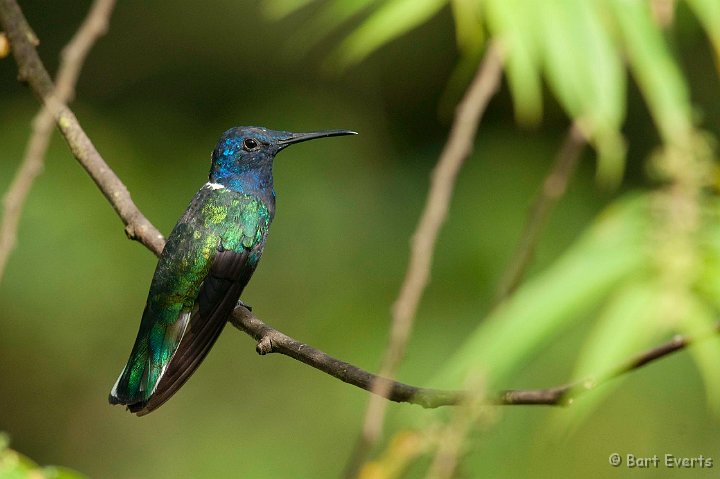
[243,138,259,151]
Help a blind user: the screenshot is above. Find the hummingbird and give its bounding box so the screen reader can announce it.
[109,126,356,415]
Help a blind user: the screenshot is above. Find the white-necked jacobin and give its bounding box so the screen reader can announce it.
[109,126,356,415]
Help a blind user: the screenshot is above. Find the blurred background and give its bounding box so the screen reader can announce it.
[1,0,719,478]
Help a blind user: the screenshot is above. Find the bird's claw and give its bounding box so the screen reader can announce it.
[237,299,252,312]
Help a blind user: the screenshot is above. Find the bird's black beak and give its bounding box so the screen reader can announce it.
[277,129,357,149]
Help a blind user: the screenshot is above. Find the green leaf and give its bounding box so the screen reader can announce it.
[685,0,720,69]
[574,281,663,379]
[41,467,88,479]
[609,0,694,145]
[261,0,319,20]
[696,206,720,310]
[0,434,88,479]
[538,0,585,118]
[591,128,627,188]
[333,0,447,68]
[482,0,543,124]
[450,0,484,53]
[536,0,626,185]
[285,0,381,55]
[559,280,665,427]
[562,0,624,126]
[677,299,720,417]
[430,194,652,391]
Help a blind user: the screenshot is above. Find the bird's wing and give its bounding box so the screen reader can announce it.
[133,247,253,415]
[110,188,270,414]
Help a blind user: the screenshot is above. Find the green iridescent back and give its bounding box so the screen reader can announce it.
[110,184,272,408]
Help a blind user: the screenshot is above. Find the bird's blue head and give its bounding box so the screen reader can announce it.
[209,126,356,198]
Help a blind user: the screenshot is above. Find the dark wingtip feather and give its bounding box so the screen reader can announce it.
[128,401,150,416]
[108,390,150,416]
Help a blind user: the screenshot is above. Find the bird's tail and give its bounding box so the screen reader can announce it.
[108,306,191,414]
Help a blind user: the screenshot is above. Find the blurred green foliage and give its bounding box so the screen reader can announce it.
[0,434,87,479]
[1,0,720,478]
[267,0,717,186]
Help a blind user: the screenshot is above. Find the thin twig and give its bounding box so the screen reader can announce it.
[344,43,505,477]
[495,121,587,302]
[0,0,116,281]
[0,0,165,256]
[1,0,718,453]
[497,326,718,405]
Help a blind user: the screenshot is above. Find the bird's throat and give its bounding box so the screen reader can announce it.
[210,166,275,213]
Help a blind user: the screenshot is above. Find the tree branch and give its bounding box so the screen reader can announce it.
[0,0,116,282]
[1,0,717,441]
[0,0,164,256]
[230,302,718,408]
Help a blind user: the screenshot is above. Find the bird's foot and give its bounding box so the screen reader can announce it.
[237,299,252,312]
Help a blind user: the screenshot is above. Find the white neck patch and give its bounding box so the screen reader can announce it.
[205,182,225,190]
